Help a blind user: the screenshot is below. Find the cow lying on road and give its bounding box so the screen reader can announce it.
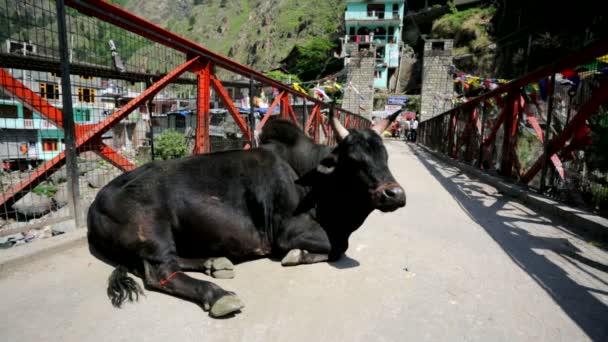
[87,107,406,317]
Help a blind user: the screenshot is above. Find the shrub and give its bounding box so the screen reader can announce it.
[155,130,188,160]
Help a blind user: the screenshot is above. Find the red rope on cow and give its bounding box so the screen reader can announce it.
[159,271,181,286]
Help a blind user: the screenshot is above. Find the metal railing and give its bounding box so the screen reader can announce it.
[418,37,608,216]
[0,0,370,243]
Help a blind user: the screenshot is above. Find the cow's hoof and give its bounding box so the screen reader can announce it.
[210,295,244,317]
[204,257,235,278]
[212,270,235,279]
[281,249,302,266]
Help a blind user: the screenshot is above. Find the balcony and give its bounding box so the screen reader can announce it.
[345,35,398,45]
[345,11,401,24]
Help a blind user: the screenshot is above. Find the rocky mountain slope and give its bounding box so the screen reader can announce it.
[112,0,345,73]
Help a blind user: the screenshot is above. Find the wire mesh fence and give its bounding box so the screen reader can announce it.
[418,39,608,217]
[0,0,368,246]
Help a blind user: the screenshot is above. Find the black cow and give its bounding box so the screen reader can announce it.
[87,107,405,317]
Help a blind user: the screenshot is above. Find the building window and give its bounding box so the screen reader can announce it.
[51,72,60,77]
[78,88,96,103]
[0,104,19,119]
[367,4,385,19]
[432,41,445,50]
[74,108,91,122]
[80,75,93,80]
[40,83,59,100]
[23,107,33,120]
[42,139,58,152]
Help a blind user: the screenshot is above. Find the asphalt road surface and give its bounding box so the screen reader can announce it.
[1,141,607,342]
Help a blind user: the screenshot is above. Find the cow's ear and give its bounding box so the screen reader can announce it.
[316,154,338,175]
[296,154,337,186]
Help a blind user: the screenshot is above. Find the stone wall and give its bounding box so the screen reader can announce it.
[341,55,375,120]
[420,39,454,121]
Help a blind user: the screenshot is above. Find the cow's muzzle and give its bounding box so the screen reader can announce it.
[373,182,406,212]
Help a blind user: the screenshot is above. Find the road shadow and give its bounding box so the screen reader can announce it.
[329,254,360,269]
[410,144,608,341]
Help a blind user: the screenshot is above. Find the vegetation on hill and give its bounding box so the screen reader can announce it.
[429,4,496,76]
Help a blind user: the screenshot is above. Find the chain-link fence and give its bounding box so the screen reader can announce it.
[419,39,608,217]
[0,0,369,247]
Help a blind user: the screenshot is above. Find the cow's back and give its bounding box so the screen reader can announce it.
[87,148,303,261]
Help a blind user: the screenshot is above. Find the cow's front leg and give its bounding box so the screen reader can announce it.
[281,249,329,266]
[277,213,332,267]
[177,257,235,279]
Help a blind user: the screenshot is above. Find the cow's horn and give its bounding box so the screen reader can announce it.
[328,102,349,142]
[371,108,404,135]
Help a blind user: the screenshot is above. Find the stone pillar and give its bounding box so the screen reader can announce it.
[420,39,454,121]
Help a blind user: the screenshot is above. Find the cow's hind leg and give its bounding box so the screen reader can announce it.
[177,257,235,279]
[137,221,243,317]
[142,260,243,317]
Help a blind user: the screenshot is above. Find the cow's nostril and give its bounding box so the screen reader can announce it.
[383,188,397,198]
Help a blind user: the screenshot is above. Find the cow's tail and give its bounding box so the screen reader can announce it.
[107,265,144,308]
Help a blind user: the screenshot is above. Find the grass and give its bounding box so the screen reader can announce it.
[33,183,58,198]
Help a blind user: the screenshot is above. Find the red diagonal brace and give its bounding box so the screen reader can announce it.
[482,96,508,146]
[0,57,199,208]
[0,68,64,127]
[521,81,608,183]
[305,104,320,136]
[1,68,131,169]
[0,152,67,208]
[77,57,200,146]
[209,75,251,141]
[256,91,284,132]
[94,141,137,171]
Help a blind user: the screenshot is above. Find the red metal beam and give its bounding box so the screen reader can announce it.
[0,68,136,171]
[447,111,458,157]
[256,91,284,132]
[419,36,608,121]
[500,91,519,177]
[521,81,608,183]
[94,141,137,171]
[482,96,508,146]
[282,96,301,127]
[77,57,200,146]
[280,94,289,120]
[459,107,479,162]
[305,104,320,136]
[0,152,66,207]
[209,75,251,141]
[0,68,64,126]
[0,57,198,208]
[64,0,365,121]
[193,61,211,154]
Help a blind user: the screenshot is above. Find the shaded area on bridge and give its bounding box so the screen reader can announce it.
[0,140,606,341]
[411,143,608,341]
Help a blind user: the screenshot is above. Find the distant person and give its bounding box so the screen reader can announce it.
[410,116,419,142]
[402,119,410,141]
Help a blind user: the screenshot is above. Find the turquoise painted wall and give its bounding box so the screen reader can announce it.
[345,2,405,20]
[0,99,64,160]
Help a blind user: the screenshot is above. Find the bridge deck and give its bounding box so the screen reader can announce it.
[0,141,607,342]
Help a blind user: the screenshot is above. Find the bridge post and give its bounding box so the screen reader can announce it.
[249,76,257,148]
[500,90,519,178]
[447,111,457,157]
[193,61,211,154]
[539,71,556,192]
[56,0,83,227]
